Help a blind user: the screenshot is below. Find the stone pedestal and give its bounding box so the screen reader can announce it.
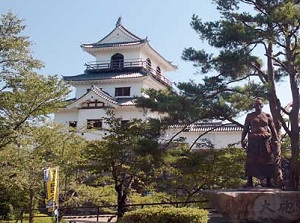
[203,188,300,223]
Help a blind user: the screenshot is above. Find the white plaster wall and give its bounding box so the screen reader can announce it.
[75,85,91,98]
[163,129,242,149]
[75,108,148,129]
[77,109,108,130]
[74,81,144,99]
[130,82,143,96]
[54,111,78,124]
[54,111,78,132]
[140,51,164,72]
[114,109,146,120]
[67,107,151,141]
[95,50,141,62]
[101,29,131,44]
[143,77,167,91]
[74,78,167,99]
[92,48,167,74]
[105,81,144,97]
[55,106,240,148]
[75,124,242,147]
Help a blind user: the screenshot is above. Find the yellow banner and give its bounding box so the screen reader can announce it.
[43,167,59,212]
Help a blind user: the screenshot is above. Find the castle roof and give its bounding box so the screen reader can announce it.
[168,122,243,132]
[63,70,144,83]
[80,18,176,71]
[63,85,137,111]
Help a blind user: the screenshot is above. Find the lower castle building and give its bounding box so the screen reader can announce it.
[54,18,242,149]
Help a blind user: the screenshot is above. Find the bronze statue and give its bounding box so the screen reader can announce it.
[241,98,283,188]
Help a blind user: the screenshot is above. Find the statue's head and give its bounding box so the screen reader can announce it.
[253,98,264,112]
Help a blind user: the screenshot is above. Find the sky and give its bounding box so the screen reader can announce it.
[0,0,291,119]
[0,0,218,81]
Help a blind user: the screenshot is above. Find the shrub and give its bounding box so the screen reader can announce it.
[0,203,14,220]
[119,206,208,223]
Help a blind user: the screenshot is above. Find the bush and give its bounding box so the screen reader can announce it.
[119,206,208,223]
[0,203,14,220]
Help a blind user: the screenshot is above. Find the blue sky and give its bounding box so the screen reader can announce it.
[0,0,219,83]
[0,0,291,116]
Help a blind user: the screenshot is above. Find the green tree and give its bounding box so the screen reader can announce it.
[83,113,165,218]
[183,0,300,189]
[0,11,76,223]
[0,122,87,223]
[0,12,70,149]
[154,147,245,203]
[138,0,300,189]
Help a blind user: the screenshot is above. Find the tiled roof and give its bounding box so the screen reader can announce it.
[80,21,177,71]
[116,97,136,106]
[168,122,243,132]
[98,24,143,44]
[81,40,146,48]
[90,85,117,105]
[65,85,118,109]
[81,23,145,49]
[63,71,144,82]
[63,88,137,109]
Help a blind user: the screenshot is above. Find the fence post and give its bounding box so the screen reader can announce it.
[97,206,100,222]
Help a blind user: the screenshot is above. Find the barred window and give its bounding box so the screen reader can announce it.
[87,119,102,130]
[69,121,77,132]
[115,87,130,97]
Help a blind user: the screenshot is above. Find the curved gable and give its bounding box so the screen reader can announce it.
[66,86,118,109]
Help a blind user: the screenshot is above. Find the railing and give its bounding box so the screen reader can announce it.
[85,58,144,70]
[85,58,172,87]
[13,200,210,223]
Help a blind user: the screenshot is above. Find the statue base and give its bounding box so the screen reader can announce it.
[203,188,300,223]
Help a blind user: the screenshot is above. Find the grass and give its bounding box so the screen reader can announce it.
[0,213,56,223]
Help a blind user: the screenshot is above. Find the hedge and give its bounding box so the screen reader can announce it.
[119,206,208,223]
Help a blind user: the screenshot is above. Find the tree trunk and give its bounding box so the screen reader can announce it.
[29,188,35,223]
[115,184,128,218]
[266,42,281,133]
[286,34,300,190]
[266,36,300,190]
[289,86,300,160]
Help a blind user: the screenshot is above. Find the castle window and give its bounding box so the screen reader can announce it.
[111,53,124,68]
[146,58,151,71]
[69,121,77,127]
[82,100,104,108]
[115,87,130,97]
[87,119,102,130]
[156,66,161,76]
[69,121,77,132]
[121,120,129,127]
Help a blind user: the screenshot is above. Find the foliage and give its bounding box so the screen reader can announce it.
[82,113,165,217]
[137,0,300,189]
[0,145,38,213]
[0,212,63,223]
[0,11,79,223]
[129,191,170,205]
[61,183,117,213]
[136,88,211,125]
[119,207,208,223]
[0,12,70,150]
[153,147,246,202]
[212,147,246,187]
[0,122,86,223]
[0,203,14,220]
[184,0,300,157]
[15,213,66,223]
